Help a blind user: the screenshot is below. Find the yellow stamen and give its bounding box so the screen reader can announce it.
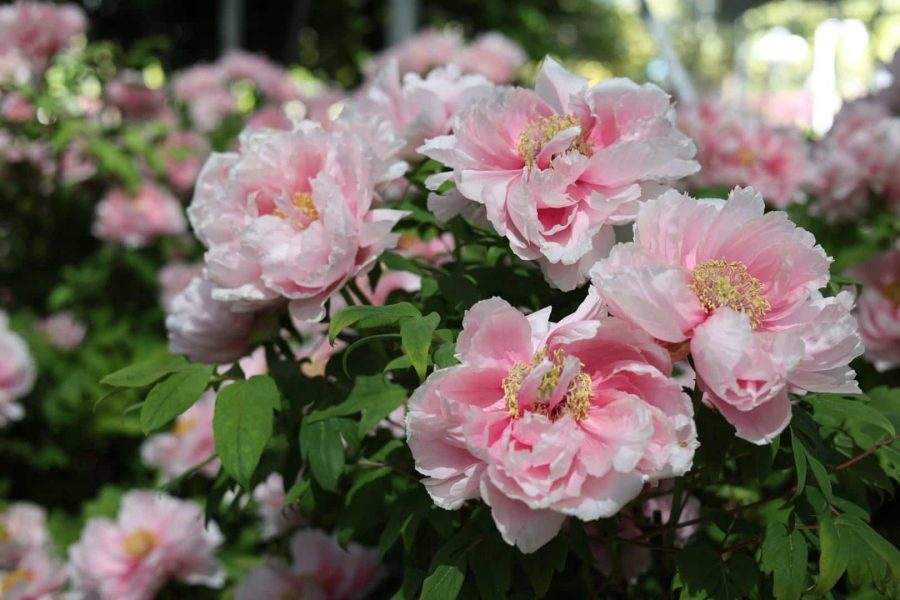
[737,148,755,166]
[689,259,770,328]
[273,192,319,225]
[122,528,158,560]
[172,416,196,437]
[502,348,592,421]
[880,281,900,305]
[1,569,31,593]
[516,114,593,168]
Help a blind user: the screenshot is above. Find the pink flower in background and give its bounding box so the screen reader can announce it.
[406,295,697,552]
[847,249,900,371]
[235,529,381,600]
[93,183,186,248]
[678,99,811,209]
[0,93,35,122]
[0,2,86,72]
[188,121,407,322]
[301,88,347,125]
[172,64,235,132]
[353,61,492,160]
[220,50,302,102]
[166,277,272,364]
[36,311,86,350]
[0,503,49,567]
[158,261,204,312]
[141,391,219,481]
[592,187,863,444]
[0,547,67,600]
[364,28,464,79]
[160,131,210,193]
[396,232,455,265]
[252,472,305,540]
[246,105,293,131]
[590,520,651,581]
[69,491,224,600]
[641,483,700,543]
[458,33,526,84]
[354,270,421,305]
[105,72,169,121]
[422,56,698,290]
[0,311,35,428]
[60,139,96,185]
[0,48,30,86]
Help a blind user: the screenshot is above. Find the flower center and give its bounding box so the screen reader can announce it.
[737,148,756,166]
[502,348,592,421]
[880,280,900,305]
[273,192,319,227]
[516,114,593,168]
[172,416,196,437]
[0,569,31,594]
[122,528,158,560]
[689,259,770,328]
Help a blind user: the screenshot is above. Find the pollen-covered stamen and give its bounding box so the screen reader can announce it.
[1,569,31,594]
[880,280,900,305]
[273,192,319,227]
[503,348,592,421]
[172,417,196,437]
[121,528,158,560]
[689,259,771,328]
[516,114,594,168]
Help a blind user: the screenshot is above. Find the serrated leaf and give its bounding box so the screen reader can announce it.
[140,364,214,433]
[401,312,440,381]
[101,356,187,387]
[328,302,421,343]
[300,418,346,491]
[762,523,808,600]
[213,376,279,488]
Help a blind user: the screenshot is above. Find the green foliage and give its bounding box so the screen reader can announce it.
[140,364,215,433]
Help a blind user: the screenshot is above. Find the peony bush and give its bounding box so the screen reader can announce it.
[1,3,899,598]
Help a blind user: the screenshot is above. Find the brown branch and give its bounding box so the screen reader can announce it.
[831,435,900,473]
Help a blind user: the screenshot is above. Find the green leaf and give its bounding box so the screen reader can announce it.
[101,356,187,387]
[469,537,512,598]
[677,542,757,599]
[520,534,568,598]
[401,312,440,381]
[282,478,310,507]
[806,451,833,500]
[761,523,808,600]
[433,342,459,368]
[328,302,422,343]
[306,375,407,436]
[384,355,413,372]
[790,429,808,497]
[816,515,850,593]
[300,418,346,491]
[808,394,895,436]
[213,376,279,488]
[421,553,466,600]
[140,364,214,433]
[837,514,900,585]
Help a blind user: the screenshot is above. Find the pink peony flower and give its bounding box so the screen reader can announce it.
[159,131,210,193]
[396,232,455,265]
[0,547,67,600]
[141,390,219,481]
[641,482,700,543]
[166,277,272,364]
[457,32,527,84]
[69,490,224,600]
[406,295,697,552]
[36,311,86,350]
[59,139,96,185]
[0,93,35,122]
[300,88,347,125]
[188,121,407,322]
[422,56,698,290]
[172,64,236,132]
[591,187,863,444]
[364,28,464,79]
[158,261,204,312]
[93,182,186,248]
[245,105,293,131]
[847,249,900,371]
[678,99,811,209]
[220,50,302,102]
[252,472,305,540]
[352,61,492,160]
[0,503,49,567]
[105,72,169,121]
[0,2,86,72]
[0,311,35,428]
[0,48,30,86]
[235,529,381,600]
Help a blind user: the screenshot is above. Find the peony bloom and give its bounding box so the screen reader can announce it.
[364,28,464,79]
[300,88,347,125]
[92,183,186,248]
[158,261,204,312]
[141,391,219,481]
[246,105,293,131]
[0,503,49,567]
[252,472,305,540]
[36,311,86,350]
[160,131,210,193]
[188,121,407,322]
[591,187,863,444]
[396,232,455,265]
[105,72,169,121]
[172,64,235,132]
[69,491,224,600]
[457,33,527,84]
[847,249,900,371]
[60,139,96,185]
[0,311,35,427]
[352,61,492,160]
[0,93,35,122]
[678,99,811,209]
[235,529,381,600]
[421,56,698,291]
[166,277,272,364]
[0,2,86,73]
[0,47,30,87]
[406,295,697,553]
[220,50,302,102]
[0,547,67,600]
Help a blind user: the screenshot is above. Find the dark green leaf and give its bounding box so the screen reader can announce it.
[213,376,279,487]
[140,364,214,433]
[421,553,466,600]
[761,523,808,600]
[816,515,849,593]
[300,418,346,491]
[101,356,187,387]
[401,312,440,381]
[328,302,422,343]
[520,534,568,598]
[306,375,407,436]
[470,537,512,598]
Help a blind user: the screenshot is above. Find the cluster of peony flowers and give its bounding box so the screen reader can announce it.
[69,491,225,600]
[0,1,86,77]
[92,182,187,248]
[0,503,67,599]
[848,248,900,371]
[36,311,87,351]
[677,98,812,209]
[0,311,35,428]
